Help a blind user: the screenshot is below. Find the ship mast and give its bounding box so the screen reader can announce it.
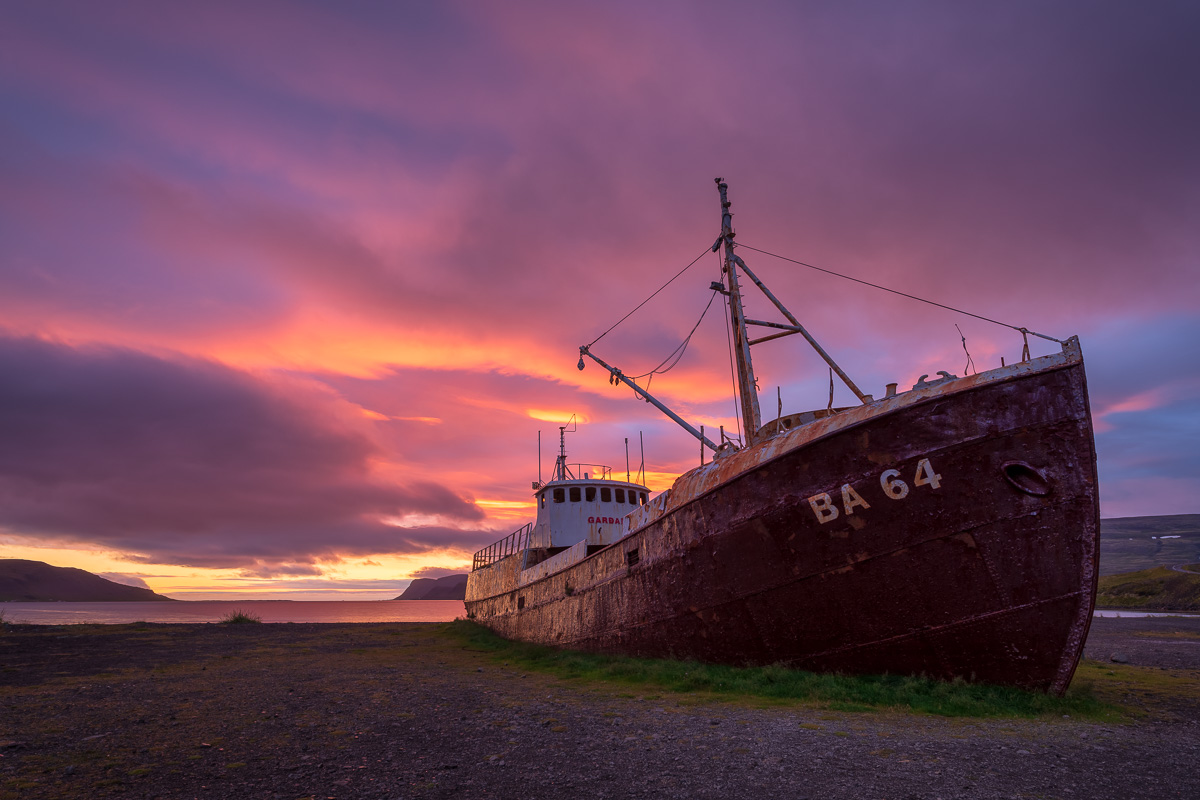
[716,178,763,444]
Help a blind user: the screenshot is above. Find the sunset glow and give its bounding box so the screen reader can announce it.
[1,2,1197,598]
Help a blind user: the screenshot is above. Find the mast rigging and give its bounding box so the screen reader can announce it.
[582,178,1063,453]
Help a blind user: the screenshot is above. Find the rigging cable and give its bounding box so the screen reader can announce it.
[733,243,1064,344]
[628,288,720,380]
[956,324,976,375]
[585,245,712,348]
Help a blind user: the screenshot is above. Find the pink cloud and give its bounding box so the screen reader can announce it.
[1,0,1197,593]
[1093,388,1173,433]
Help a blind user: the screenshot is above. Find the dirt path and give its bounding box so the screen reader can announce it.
[2,620,1198,800]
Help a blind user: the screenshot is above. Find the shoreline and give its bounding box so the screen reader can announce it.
[0,599,465,626]
[4,606,1195,633]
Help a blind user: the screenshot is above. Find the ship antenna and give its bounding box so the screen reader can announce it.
[715,178,763,443]
[639,431,645,485]
[555,415,577,481]
[557,426,566,481]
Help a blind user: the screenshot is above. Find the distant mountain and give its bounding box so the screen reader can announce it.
[1100,514,1200,576]
[0,559,175,602]
[395,574,468,600]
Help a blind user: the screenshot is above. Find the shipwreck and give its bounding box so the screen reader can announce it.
[465,179,1099,693]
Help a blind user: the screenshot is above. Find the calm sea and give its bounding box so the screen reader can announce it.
[5,601,1195,626]
[0,600,465,625]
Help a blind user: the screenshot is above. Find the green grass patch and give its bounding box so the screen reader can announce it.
[1097,566,1200,611]
[443,621,1115,719]
[1074,657,1200,713]
[219,609,263,624]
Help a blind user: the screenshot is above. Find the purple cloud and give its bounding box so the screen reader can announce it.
[0,335,488,568]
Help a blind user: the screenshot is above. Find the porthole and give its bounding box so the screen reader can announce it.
[1001,461,1052,497]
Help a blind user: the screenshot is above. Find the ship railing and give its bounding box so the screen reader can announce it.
[562,463,612,480]
[472,522,534,571]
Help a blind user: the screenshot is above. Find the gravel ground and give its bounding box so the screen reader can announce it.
[1,617,1198,800]
[1083,616,1200,669]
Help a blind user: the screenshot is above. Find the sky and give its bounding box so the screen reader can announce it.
[1,1,1197,599]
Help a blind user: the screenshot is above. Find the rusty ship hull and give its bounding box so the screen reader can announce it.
[465,341,1099,693]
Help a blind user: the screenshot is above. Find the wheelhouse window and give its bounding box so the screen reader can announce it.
[585,486,596,502]
[615,488,625,503]
[629,491,638,505]
[569,486,581,502]
[553,488,565,503]
[540,495,546,508]
[639,492,647,504]
[600,487,611,502]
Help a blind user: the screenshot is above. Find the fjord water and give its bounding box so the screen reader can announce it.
[8,601,1195,626]
[0,600,466,625]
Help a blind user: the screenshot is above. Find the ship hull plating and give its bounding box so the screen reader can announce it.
[466,350,1099,693]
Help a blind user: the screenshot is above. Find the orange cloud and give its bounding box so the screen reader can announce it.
[525,408,585,423]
